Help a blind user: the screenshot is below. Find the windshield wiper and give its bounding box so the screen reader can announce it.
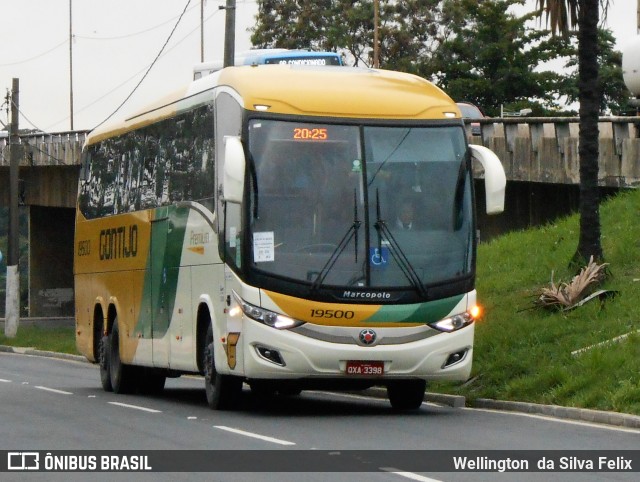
[374,190,427,297]
[311,190,361,291]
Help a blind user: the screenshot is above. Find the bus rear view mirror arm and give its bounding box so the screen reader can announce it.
[469,144,506,215]
[223,136,246,203]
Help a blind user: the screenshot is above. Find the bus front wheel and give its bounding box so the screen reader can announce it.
[203,324,242,410]
[387,380,426,410]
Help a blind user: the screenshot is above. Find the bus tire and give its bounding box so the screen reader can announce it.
[99,334,113,392]
[109,320,136,394]
[204,324,242,410]
[387,380,426,410]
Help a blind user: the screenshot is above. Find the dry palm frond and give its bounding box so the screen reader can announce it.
[535,256,609,310]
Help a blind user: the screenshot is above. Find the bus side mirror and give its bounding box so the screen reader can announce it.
[223,136,246,203]
[469,144,506,215]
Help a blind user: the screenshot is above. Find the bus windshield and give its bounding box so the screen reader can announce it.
[247,119,474,293]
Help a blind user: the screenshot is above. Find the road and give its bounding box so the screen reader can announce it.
[1,352,638,482]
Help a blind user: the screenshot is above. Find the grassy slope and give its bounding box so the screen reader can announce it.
[433,188,640,414]
[1,190,639,414]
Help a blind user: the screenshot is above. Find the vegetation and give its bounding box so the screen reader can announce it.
[432,188,640,415]
[429,0,571,116]
[563,29,634,116]
[251,0,631,117]
[251,0,447,70]
[536,0,606,265]
[2,190,640,415]
[0,325,76,354]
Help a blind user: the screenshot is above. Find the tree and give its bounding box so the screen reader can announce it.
[426,0,572,116]
[536,0,607,265]
[563,28,632,115]
[250,0,447,72]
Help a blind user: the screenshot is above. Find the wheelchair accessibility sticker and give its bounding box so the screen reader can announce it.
[370,246,389,269]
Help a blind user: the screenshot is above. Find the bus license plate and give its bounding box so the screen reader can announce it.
[346,360,384,376]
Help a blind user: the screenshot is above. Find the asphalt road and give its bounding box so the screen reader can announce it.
[1,352,638,482]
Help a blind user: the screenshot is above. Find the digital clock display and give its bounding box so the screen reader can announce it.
[293,127,328,141]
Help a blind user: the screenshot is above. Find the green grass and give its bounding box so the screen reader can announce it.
[432,188,640,415]
[0,325,77,355]
[2,189,640,414]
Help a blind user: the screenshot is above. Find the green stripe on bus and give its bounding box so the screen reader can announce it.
[135,205,189,338]
[363,294,464,324]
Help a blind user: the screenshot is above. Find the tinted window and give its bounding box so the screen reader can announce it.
[79,104,215,219]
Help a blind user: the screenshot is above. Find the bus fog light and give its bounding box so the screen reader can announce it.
[256,346,285,366]
[442,348,469,368]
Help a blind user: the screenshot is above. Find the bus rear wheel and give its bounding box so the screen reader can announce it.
[387,380,427,410]
[99,333,113,392]
[109,320,137,394]
[203,324,242,410]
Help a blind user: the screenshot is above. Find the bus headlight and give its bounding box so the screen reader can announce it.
[231,292,304,330]
[429,311,474,333]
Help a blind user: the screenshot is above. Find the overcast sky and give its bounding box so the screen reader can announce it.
[0,0,637,133]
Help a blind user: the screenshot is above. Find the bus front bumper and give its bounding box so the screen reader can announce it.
[237,319,474,382]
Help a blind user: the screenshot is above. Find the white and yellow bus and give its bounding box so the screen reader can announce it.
[75,65,506,410]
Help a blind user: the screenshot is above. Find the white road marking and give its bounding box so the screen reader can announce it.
[0,378,11,383]
[380,468,443,482]
[34,386,73,395]
[214,425,296,446]
[465,407,640,434]
[108,401,162,413]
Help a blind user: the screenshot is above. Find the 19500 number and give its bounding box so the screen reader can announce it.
[310,309,355,319]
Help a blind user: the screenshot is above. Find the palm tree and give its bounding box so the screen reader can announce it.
[536,0,608,264]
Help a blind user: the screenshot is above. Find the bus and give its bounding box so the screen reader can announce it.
[74,64,506,410]
[193,48,342,79]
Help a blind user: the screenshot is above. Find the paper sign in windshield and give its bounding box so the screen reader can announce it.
[253,232,275,262]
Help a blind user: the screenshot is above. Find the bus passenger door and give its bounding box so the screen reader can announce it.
[215,91,245,373]
[150,209,171,367]
[219,200,244,373]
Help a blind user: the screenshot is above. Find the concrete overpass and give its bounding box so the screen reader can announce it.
[1,119,639,317]
[0,131,87,318]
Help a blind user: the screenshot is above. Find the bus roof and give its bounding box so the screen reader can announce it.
[217,65,456,119]
[88,65,460,145]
